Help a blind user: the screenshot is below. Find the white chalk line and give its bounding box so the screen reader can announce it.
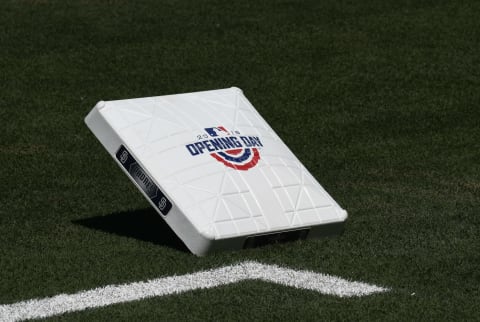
[0,261,388,321]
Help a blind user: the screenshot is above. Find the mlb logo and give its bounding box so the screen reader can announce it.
[85,87,347,255]
[204,126,229,137]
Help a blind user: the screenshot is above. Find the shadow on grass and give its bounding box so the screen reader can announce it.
[73,208,189,253]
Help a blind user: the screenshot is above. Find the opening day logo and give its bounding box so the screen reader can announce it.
[185,126,263,171]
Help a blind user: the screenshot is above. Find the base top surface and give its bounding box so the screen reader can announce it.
[88,87,347,240]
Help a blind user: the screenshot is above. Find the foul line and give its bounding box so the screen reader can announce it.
[0,261,388,321]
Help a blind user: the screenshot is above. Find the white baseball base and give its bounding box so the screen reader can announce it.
[85,87,347,255]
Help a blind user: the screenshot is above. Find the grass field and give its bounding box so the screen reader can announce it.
[1,0,479,320]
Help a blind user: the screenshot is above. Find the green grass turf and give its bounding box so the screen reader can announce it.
[1,0,479,320]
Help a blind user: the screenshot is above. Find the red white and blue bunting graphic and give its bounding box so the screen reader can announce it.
[210,148,260,171]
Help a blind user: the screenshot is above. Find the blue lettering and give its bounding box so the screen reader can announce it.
[240,136,252,147]
[187,135,262,157]
[250,136,263,147]
[210,138,225,150]
[220,137,235,149]
[194,142,206,154]
[230,137,242,148]
[186,144,199,156]
[203,140,215,152]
